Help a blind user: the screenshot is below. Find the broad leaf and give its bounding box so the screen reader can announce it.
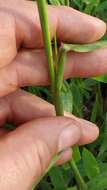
[49,167,67,190]
[88,171,107,190]
[82,148,100,179]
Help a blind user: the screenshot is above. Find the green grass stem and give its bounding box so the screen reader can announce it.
[37,1,88,190]
[37,0,55,95]
[70,159,88,190]
[65,0,70,6]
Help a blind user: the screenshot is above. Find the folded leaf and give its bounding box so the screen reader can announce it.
[62,40,107,53]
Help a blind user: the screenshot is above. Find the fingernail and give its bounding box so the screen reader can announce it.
[58,125,80,152]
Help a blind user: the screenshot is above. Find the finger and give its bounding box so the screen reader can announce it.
[0,89,56,126]
[0,0,106,49]
[66,48,107,78]
[0,117,81,189]
[0,48,107,96]
[78,120,99,145]
[64,113,99,145]
[56,148,72,166]
[0,0,105,69]
[0,11,17,68]
[0,89,99,145]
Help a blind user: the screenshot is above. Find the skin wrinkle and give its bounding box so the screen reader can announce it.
[0,143,32,189]
[13,56,23,89]
[19,140,43,189]
[0,141,21,189]
[34,139,52,177]
[0,132,44,189]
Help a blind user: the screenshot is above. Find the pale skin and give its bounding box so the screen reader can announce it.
[0,0,107,189]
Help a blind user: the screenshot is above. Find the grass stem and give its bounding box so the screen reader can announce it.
[37,0,55,95]
[65,0,70,6]
[55,49,88,190]
[70,159,88,190]
[37,1,88,190]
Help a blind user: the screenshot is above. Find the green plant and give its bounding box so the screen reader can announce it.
[28,1,107,190]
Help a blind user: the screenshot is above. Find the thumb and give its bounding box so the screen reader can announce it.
[0,117,81,190]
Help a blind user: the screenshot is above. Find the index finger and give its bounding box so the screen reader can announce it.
[0,0,106,50]
[0,89,99,146]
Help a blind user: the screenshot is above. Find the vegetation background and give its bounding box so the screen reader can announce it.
[28,0,107,189]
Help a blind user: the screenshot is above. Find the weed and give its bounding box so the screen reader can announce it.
[30,1,107,189]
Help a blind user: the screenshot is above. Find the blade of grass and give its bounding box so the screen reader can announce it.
[32,154,61,189]
[37,0,55,95]
[65,0,70,6]
[70,159,88,190]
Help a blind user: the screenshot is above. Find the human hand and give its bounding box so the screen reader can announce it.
[0,89,99,189]
[0,1,106,189]
[0,0,106,96]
